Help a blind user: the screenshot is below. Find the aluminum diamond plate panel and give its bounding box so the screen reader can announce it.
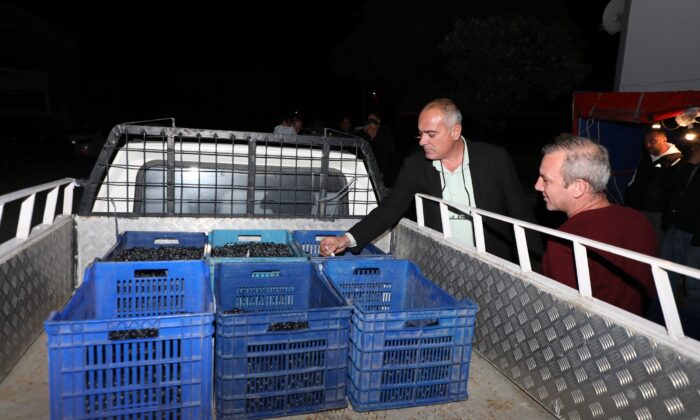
[76,216,389,284]
[0,217,74,383]
[393,221,700,420]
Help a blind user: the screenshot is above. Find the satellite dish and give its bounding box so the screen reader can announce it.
[601,0,626,35]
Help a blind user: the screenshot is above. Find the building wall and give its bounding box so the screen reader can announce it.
[616,0,700,92]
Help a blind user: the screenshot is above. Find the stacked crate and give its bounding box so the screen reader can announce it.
[320,259,478,411]
[292,230,390,260]
[207,229,307,293]
[103,231,207,262]
[214,262,351,419]
[45,259,214,419]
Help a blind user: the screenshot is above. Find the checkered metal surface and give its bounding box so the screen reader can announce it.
[393,221,700,420]
[0,217,74,383]
[75,216,390,284]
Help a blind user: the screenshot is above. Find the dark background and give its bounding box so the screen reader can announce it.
[0,0,620,193]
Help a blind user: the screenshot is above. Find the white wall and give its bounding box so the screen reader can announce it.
[616,0,700,92]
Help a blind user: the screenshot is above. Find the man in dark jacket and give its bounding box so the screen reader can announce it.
[657,142,700,337]
[319,98,540,265]
[626,129,682,247]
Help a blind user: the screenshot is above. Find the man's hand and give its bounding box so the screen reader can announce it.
[319,235,351,256]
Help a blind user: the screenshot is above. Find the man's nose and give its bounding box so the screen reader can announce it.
[418,134,429,145]
[534,178,543,191]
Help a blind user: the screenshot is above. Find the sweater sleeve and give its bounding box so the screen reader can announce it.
[541,237,577,289]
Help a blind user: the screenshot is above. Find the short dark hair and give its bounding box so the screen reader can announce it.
[645,128,667,139]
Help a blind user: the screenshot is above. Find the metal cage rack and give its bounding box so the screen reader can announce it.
[79,125,388,219]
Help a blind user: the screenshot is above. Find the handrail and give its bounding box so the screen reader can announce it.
[0,178,76,247]
[414,193,700,341]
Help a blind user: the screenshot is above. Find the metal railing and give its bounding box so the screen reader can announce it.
[0,178,76,255]
[415,193,700,341]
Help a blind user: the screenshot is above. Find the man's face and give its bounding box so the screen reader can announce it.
[417,108,461,161]
[644,133,667,155]
[364,123,379,139]
[340,118,352,132]
[535,151,573,213]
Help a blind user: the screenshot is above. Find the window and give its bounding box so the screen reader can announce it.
[135,161,350,217]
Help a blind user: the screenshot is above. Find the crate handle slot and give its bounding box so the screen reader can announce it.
[154,238,180,245]
[238,235,262,242]
[134,269,168,277]
[404,319,440,328]
[353,267,380,275]
[268,321,309,332]
[109,328,159,340]
[251,270,281,278]
[314,235,333,242]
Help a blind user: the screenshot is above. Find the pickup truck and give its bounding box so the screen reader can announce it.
[0,123,698,419]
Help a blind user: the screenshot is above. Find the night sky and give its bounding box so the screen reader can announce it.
[1,0,620,169]
[4,1,619,124]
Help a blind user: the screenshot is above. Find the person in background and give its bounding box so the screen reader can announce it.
[366,112,396,186]
[360,118,380,142]
[536,136,656,316]
[625,129,682,248]
[338,116,353,134]
[320,98,540,265]
[649,140,700,338]
[273,114,303,135]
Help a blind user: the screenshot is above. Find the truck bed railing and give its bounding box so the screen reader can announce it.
[415,193,700,343]
[0,178,76,257]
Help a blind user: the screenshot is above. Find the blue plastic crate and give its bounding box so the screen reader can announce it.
[207,229,307,294]
[215,262,351,419]
[45,260,214,420]
[292,230,391,259]
[104,231,207,261]
[320,259,478,411]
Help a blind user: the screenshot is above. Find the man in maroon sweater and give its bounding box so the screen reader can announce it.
[535,136,657,316]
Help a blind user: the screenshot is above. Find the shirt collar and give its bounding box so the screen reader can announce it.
[433,136,469,173]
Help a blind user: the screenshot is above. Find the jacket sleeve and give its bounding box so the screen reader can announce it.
[348,154,423,250]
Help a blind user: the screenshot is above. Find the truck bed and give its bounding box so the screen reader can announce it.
[0,332,553,419]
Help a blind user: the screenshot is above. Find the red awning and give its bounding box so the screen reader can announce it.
[573,91,700,132]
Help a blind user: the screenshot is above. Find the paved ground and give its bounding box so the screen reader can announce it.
[0,333,553,420]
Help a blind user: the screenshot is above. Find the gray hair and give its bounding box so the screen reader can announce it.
[542,136,610,193]
[422,98,462,127]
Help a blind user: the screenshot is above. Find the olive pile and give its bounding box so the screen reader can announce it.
[108,328,159,340]
[212,242,294,258]
[223,308,248,314]
[113,246,203,261]
[267,321,309,331]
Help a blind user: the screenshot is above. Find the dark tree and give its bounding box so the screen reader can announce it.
[330,0,588,119]
[439,16,589,126]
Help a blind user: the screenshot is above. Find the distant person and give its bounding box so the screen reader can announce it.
[536,136,656,316]
[364,112,396,186]
[339,116,353,134]
[273,114,303,135]
[360,118,380,142]
[626,129,682,248]
[319,98,540,265]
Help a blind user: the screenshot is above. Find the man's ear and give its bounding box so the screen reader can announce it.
[570,179,589,199]
[451,123,462,141]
